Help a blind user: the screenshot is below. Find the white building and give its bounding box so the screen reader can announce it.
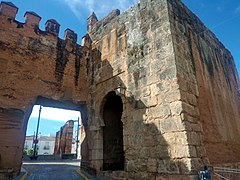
[24,135,55,155]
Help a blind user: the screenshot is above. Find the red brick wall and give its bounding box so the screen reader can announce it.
[54,120,74,155]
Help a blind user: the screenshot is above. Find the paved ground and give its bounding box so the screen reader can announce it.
[22,159,83,180]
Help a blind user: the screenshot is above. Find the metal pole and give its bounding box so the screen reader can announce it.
[75,117,79,158]
[33,106,42,158]
[32,131,35,148]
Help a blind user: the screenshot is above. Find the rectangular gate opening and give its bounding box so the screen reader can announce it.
[24,105,81,159]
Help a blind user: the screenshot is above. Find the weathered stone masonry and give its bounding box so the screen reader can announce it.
[0,0,240,179]
[0,1,89,179]
[168,0,240,167]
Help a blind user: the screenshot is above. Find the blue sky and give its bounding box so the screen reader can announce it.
[27,117,79,137]
[26,106,80,136]
[10,0,240,76]
[8,0,239,136]
[27,117,64,136]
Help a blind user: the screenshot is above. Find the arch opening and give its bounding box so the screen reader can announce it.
[22,96,87,160]
[102,91,124,171]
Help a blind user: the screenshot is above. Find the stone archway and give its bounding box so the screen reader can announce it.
[101,91,124,171]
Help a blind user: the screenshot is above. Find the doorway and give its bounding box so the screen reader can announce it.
[102,91,124,171]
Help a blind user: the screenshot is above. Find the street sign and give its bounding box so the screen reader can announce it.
[33,139,38,144]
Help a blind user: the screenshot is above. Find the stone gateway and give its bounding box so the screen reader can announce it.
[0,0,240,179]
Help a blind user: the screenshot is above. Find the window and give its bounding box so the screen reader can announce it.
[43,142,50,150]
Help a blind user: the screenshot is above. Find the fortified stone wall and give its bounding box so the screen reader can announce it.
[85,0,240,179]
[168,0,240,166]
[86,0,203,179]
[0,2,89,178]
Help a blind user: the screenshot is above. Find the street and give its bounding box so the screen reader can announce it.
[22,159,83,180]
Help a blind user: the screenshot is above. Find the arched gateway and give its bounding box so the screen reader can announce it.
[102,91,124,171]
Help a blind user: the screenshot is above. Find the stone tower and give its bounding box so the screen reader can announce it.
[87,12,98,32]
[82,0,240,179]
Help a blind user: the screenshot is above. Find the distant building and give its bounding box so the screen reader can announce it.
[24,135,55,155]
[54,120,74,155]
[71,137,77,154]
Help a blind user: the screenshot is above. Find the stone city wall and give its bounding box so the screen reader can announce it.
[86,0,202,179]
[168,0,240,167]
[85,0,240,179]
[0,2,89,178]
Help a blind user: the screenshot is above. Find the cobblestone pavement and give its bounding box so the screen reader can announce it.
[23,159,83,180]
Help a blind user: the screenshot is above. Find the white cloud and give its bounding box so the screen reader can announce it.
[63,0,82,18]
[30,105,80,122]
[235,6,240,14]
[61,0,139,19]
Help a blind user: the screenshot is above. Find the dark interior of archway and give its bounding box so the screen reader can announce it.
[103,92,124,171]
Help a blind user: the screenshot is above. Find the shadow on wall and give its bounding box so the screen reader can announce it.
[80,105,89,171]
[80,48,192,179]
[116,85,190,179]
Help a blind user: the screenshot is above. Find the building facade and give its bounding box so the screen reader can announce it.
[0,0,239,179]
[24,135,55,155]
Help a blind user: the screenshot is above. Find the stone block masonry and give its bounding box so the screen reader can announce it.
[0,1,89,179]
[0,0,240,179]
[167,0,240,166]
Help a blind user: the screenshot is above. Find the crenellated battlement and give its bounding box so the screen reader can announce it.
[0,1,92,92]
[64,28,77,43]
[87,9,120,33]
[0,1,18,18]
[0,1,122,44]
[0,1,81,43]
[24,11,41,27]
[45,19,60,36]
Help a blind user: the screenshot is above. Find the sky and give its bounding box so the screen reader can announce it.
[7,0,239,136]
[26,105,80,136]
